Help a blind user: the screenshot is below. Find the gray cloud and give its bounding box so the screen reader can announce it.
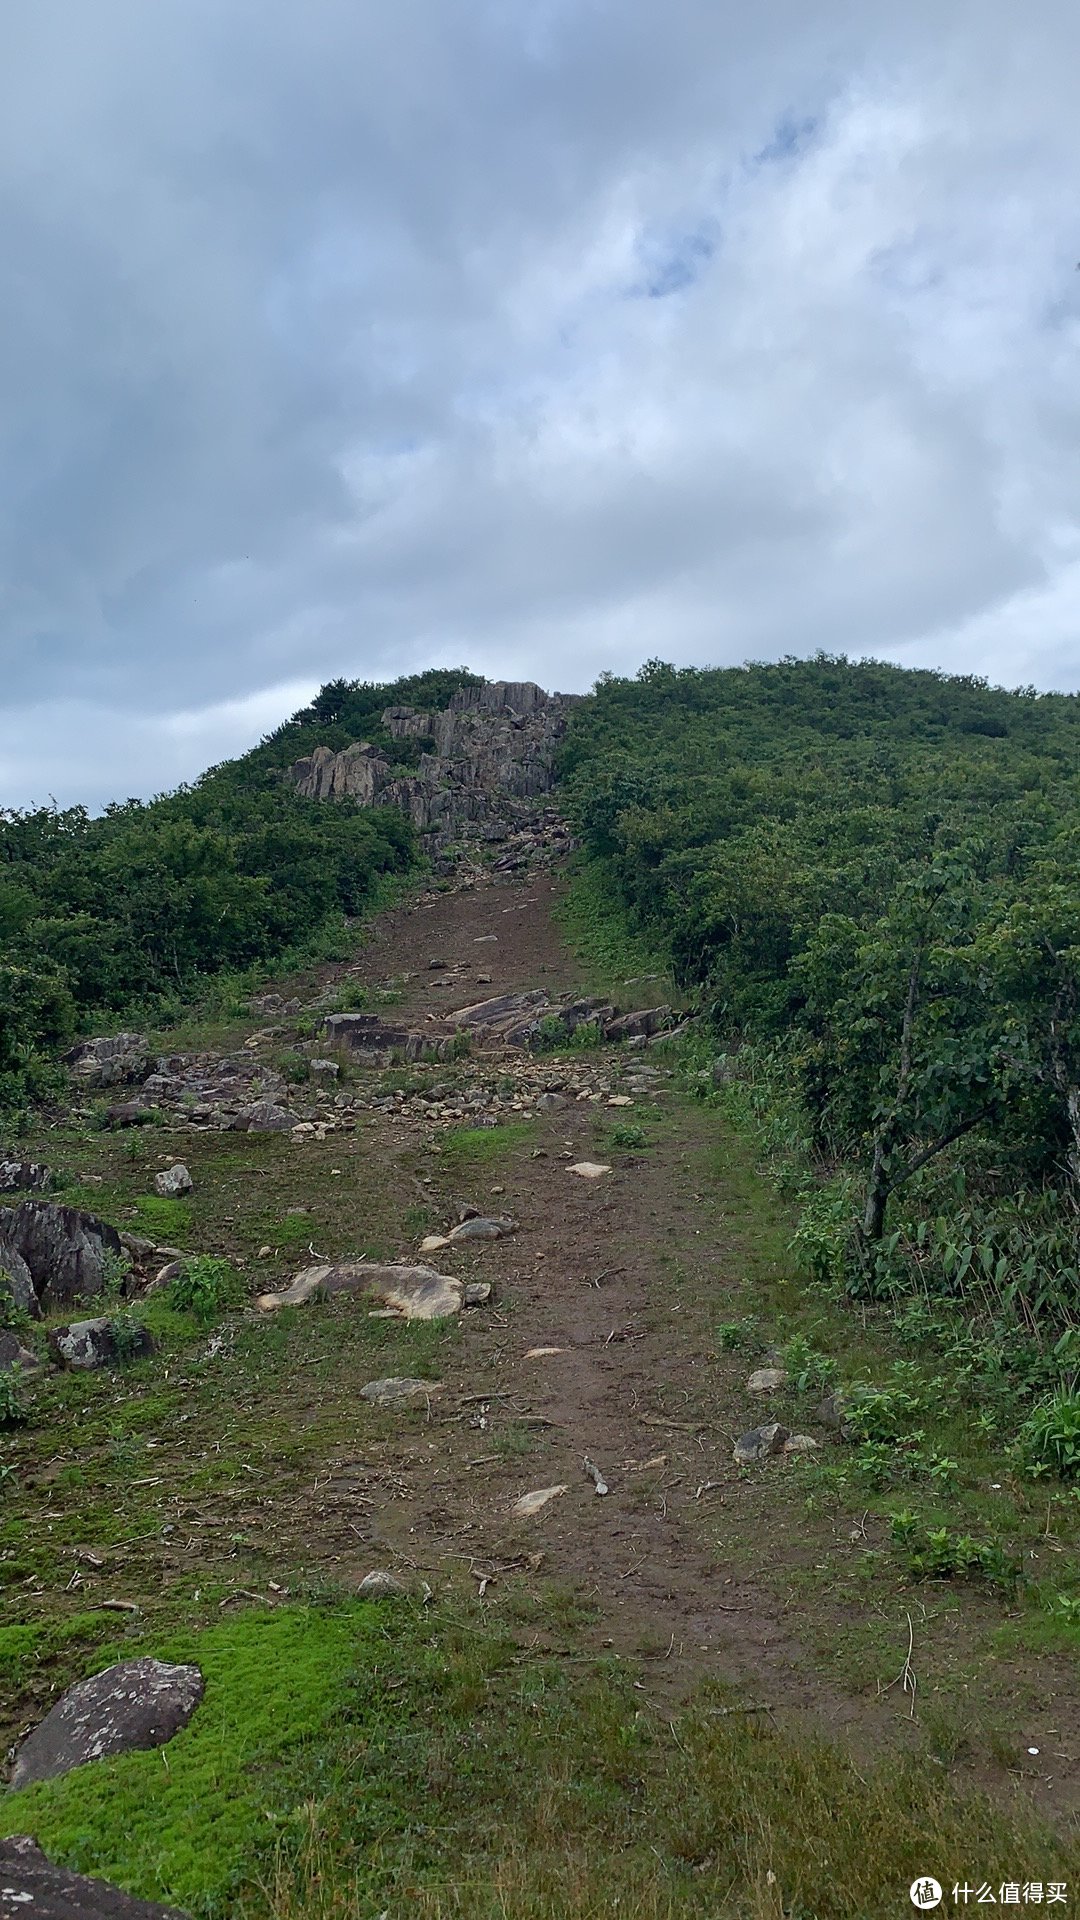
[2,1,1080,806]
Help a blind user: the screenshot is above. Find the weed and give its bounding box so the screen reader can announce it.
[0,1372,29,1428]
[782,1334,836,1395]
[1018,1390,1080,1480]
[607,1121,648,1151]
[170,1255,242,1325]
[716,1318,763,1353]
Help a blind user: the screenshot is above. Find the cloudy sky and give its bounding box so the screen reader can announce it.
[3,1,1080,809]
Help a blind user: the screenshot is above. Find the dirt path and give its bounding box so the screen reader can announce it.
[316,879,949,1756]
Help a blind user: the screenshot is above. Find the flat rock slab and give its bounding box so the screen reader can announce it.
[10,1658,204,1790]
[0,1836,191,1918]
[360,1377,444,1408]
[257,1262,462,1320]
[747,1367,788,1395]
[420,1215,516,1251]
[567,1162,611,1180]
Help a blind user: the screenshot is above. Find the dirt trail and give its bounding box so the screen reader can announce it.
[322,875,922,1754]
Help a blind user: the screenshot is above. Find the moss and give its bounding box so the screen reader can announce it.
[0,1603,384,1916]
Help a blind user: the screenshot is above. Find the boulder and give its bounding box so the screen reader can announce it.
[0,1836,191,1918]
[0,1157,50,1193]
[420,1215,516,1251]
[153,1164,192,1199]
[733,1423,790,1466]
[64,1033,152,1089]
[309,1058,340,1082]
[47,1317,156,1371]
[10,1658,204,1789]
[0,1201,123,1312]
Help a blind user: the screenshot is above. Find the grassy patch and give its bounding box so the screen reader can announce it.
[5,1597,1075,1920]
[556,857,678,1005]
[435,1120,536,1174]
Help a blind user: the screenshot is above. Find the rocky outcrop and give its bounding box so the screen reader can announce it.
[0,1201,124,1315]
[288,681,580,856]
[65,1033,152,1089]
[48,1316,157,1370]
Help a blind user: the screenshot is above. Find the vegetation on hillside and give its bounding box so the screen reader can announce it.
[0,669,481,1106]
[559,655,1080,1423]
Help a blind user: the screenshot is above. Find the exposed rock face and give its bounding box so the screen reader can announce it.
[0,1201,123,1314]
[10,1658,204,1789]
[288,681,581,854]
[64,1033,152,1089]
[0,1836,191,1919]
[320,992,675,1063]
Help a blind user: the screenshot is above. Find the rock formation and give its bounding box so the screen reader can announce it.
[287,680,580,861]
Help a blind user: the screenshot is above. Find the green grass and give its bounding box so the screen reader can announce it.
[435,1120,536,1173]
[556,857,678,1005]
[4,1596,1076,1920]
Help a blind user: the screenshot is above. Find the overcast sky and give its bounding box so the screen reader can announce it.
[3,1,1080,810]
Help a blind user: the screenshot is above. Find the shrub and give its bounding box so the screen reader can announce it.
[104,1312,150,1364]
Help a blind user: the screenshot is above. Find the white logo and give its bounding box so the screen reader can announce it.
[910,1880,943,1910]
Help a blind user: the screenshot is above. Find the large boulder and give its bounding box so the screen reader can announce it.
[0,1202,123,1313]
[10,1659,204,1790]
[257,1261,462,1319]
[64,1034,152,1090]
[603,1006,675,1042]
[0,1836,191,1918]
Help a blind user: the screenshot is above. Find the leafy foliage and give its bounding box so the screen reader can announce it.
[561,655,1080,1372]
[0,670,483,1106]
[170,1255,242,1325]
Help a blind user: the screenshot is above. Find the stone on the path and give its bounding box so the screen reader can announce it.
[47,1317,156,1371]
[230,1101,294,1132]
[0,1201,123,1313]
[360,1377,443,1408]
[607,1095,634,1107]
[421,1215,516,1251]
[153,1163,193,1198]
[10,1658,204,1789]
[0,1835,191,1918]
[783,1433,820,1456]
[733,1422,790,1466]
[567,1162,611,1180]
[257,1261,462,1320]
[64,1033,152,1089]
[512,1484,568,1517]
[525,1345,565,1359]
[747,1367,788,1395]
[0,1157,50,1193]
[536,1092,563,1111]
[462,1281,492,1307]
[358,1570,408,1599]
